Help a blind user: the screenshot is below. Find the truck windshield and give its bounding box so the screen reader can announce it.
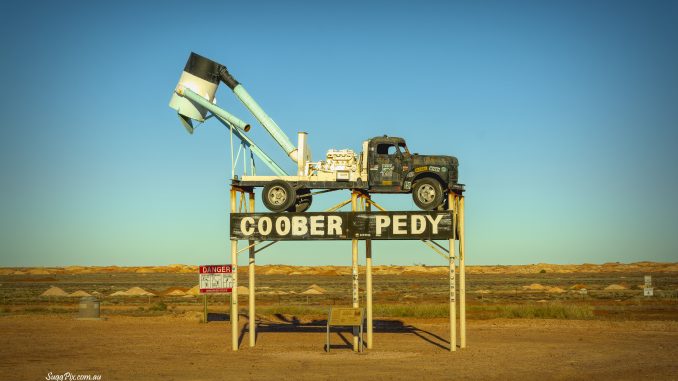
[398,143,410,156]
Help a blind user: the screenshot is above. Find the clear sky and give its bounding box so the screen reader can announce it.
[1,0,677,267]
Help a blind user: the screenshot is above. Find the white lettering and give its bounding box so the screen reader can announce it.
[275,216,291,235]
[411,215,426,234]
[258,217,273,235]
[393,215,407,234]
[425,214,444,234]
[327,216,342,235]
[310,215,324,235]
[292,216,308,236]
[240,217,255,235]
[375,216,390,236]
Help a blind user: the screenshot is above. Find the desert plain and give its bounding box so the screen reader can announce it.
[1,262,677,380]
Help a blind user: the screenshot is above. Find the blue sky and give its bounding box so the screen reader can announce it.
[0,1,676,267]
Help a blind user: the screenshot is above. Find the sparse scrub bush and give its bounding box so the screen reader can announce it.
[149,301,168,312]
[375,304,448,318]
[496,303,593,319]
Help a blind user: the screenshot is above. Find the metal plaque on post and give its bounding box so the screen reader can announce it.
[326,307,365,352]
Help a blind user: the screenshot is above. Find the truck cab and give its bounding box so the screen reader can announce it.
[366,136,460,210]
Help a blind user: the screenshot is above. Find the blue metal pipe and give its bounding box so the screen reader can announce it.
[180,88,251,132]
[177,88,288,176]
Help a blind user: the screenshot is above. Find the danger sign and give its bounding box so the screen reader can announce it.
[199,265,233,293]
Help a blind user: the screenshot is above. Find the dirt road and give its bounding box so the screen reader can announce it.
[1,315,676,381]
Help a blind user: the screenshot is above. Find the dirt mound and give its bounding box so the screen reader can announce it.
[186,285,201,296]
[301,288,324,295]
[522,283,547,291]
[165,289,187,296]
[308,284,326,293]
[237,286,249,294]
[570,284,587,290]
[41,286,69,297]
[126,287,155,296]
[110,287,155,296]
[265,290,288,295]
[546,287,565,293]
[69,290,91,297]
[605,284,627,290]
[161,287,188,296]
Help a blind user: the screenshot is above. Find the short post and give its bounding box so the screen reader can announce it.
[365,195,373,349]
[459,196,466,348]
[203,294,207,323]
[248,191,256,347]
[449,192,456,351]
[351,190,359,352]
[230,188,239,351]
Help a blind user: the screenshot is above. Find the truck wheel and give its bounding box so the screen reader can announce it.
[288,189,312,212]
[262,180,296,212]
[412,178,444,210]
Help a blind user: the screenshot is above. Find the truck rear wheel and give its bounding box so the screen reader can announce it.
[262,180,296,212]
[288,189,312,212]
[412,178,444,210]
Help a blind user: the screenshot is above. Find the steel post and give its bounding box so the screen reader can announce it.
[351,191,359,352]
[365,195,373,349]
[231,188,239,351]
[449,192,456,351]
[459,196,466,348]
[248,191,256,347]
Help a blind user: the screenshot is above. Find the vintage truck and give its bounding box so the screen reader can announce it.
[234,135,461,212]
[169,52,463,213]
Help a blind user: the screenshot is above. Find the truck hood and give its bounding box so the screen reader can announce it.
[411,154,458,167]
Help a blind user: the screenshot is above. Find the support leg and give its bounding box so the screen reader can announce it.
[459,196,466,348]
[248,191,256,347]
[203,294,207,324]
[230,188,239,351]
[449,192,456,351]
[365,196,373,349]
[351,191,359,352]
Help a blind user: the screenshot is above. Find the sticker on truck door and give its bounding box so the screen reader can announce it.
[380,164,393,177]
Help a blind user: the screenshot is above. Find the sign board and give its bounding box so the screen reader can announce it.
[230,211,454,241]
[328,307,364,326]
[644,275,652,288]
[199,265,233,293]
[644,287,653,297]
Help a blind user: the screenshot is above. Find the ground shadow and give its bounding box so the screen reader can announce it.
[206,312,230,322]
[239,314,451,351]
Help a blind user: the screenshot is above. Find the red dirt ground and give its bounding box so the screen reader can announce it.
[1,315,677,381]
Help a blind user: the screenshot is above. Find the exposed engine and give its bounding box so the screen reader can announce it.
[318,149,357,172]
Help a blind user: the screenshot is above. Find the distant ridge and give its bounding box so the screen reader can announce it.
[2,262,677,276]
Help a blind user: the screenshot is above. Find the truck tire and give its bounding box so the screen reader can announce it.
[288,189,312,212]
[412,178,444,210]
[262,180,296,212]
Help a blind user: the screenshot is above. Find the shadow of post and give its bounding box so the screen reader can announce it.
[240,316,451,351]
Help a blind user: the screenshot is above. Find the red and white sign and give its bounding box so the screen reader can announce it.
[199,264,233,293]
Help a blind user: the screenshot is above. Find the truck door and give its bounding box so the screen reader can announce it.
[369,142,402,192]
